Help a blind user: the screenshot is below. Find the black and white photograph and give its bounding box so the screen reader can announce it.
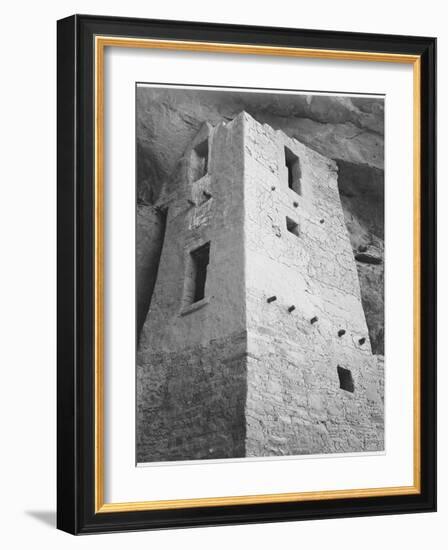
[135,85,385,464]
[0,0,440,543]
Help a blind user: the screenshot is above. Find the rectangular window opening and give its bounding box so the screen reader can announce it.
[284,146,302,194]
[286,216,299,237]
[188,242,210,304]
[191,139,209,182]
[337,366,355,393]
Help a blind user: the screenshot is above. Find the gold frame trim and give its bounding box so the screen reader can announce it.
[94,36,421,513]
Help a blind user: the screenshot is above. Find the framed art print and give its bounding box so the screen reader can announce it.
[57,14,436,534]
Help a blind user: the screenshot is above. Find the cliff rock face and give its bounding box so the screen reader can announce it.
[337,160,384,354]
[136,88,384,353]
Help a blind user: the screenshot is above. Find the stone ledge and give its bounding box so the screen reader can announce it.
[179,296,211,317]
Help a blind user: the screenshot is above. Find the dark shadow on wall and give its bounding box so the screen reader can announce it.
[136,205,167,342]
[336,159,384,355]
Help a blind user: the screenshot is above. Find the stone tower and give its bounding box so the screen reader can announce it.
[137,111,384,463]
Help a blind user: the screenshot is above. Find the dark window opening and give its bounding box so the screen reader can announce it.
[337,366,355,393]
[286,217,299,237]
[284,146,302,194]
[191,140,209,182]
[189,242,210,303]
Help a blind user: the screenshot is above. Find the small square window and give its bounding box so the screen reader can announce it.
[286,217,299,237]
[337,366,355,393]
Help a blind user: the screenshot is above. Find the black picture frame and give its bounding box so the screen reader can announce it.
[57,14,436,535]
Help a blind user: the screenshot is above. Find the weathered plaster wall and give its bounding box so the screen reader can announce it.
[138,114,247,352]
[137,114,249,461]
[136,88,385,351]
[242,114,384,455]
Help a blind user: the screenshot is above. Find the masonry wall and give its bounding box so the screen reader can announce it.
[242,114,384,455]
[136,111,384,463]
[137,114,249,461]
